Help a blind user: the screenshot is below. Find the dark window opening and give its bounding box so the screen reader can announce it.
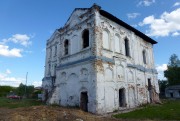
[148,78,152,90]
[80,92,88,112]
[48,64,51,75]
[44,89,48,102]
[179,90,180,96]
[170,92,173,98]
[148,78,152,102]
[64,40,69,55]
[119,88,126,107]
[125,38,130,57]
[143,50,146,64]
[82,29,89,48]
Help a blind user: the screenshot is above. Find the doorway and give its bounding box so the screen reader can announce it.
[170,92,173,98]
[80,92,88,112]
[119,88,126,107]
[44,89,48,102]
[148,78,152,102]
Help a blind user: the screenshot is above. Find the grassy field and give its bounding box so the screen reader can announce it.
[0,97,43,108]
[114,99,180,120]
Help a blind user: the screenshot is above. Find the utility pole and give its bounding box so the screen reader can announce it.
[24,72,28,98]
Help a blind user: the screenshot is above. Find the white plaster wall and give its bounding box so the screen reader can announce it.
[43,5,159,115]
[56,62,97,113]
[94,12,158,114]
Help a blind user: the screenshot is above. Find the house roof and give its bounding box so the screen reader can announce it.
[99,10,157,44]
[166,85,180,90]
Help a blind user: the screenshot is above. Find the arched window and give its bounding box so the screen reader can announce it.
[50,48,52,58]
[54,64,57,76]
[115,34,120,53]
[64,39,69,55]
[125,38,130,57]
[143,50,146,64]
[48,63,51,75]
[103,30,110,49]
[55,45,57,56]
[82,29,89,48]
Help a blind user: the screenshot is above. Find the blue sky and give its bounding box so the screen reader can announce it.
[0,0,180,87]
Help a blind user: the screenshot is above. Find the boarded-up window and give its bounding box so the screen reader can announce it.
[103,30,109,49]
[105,68,113,81]
[115,34,120,53]
[55,45,57,56]
[71,35,79,54]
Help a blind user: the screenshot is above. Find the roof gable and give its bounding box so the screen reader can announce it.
[64,8,89,28]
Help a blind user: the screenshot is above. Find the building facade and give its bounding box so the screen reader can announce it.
[42,4,159,114]
[165,85,180,99]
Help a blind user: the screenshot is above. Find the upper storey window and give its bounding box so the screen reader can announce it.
[125,38,130,57]
[103,30,110,49]
[82,29,89,48]
[115,34,120,53]
[143,50,147,64]
[55,45,57,56]
[64,39,69,55]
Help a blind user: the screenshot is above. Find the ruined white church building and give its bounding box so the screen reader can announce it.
[42,4,160,114]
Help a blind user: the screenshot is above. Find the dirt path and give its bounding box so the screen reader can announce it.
[0,106,156,121]
[0,106,118,121]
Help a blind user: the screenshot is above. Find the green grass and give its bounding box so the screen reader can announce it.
[0,97,43,108]
[113,100,180,120]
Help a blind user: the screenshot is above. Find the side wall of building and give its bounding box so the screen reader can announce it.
[94,10,159,114]
[42,6,99,113]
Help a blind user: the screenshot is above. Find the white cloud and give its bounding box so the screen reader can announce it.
[0,44,23,57]
[1,34,32,47]
[173,2,180,7]
[137,0,155,6]
[6,69,11,74]
[24,50,33,54]
[32,81,42,87]
[127,13,141,19]
[0,69,25,87]
[172,32,180,36]
[156,64,167,80]
[139,8,180,37]
[156,64,167,72]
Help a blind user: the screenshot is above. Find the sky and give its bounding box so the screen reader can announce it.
[0,0,180,87]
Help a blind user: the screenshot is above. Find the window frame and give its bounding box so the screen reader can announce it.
[64,39,69,55]
[82,29,89,49]
[124,38,130,57]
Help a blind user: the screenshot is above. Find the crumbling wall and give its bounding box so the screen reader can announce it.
[94,9,159,114]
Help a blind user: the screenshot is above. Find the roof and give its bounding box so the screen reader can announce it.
[166,85,180,90]
[99,10,157,44]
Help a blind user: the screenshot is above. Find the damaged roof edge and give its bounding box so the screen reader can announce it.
[99,10,157,44]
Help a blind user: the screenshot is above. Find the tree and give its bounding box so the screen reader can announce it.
[164,54,180,85]
[16,83,34,98]
[168,54,179,67]
[0,86,16,97]
[158,79,168,96]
